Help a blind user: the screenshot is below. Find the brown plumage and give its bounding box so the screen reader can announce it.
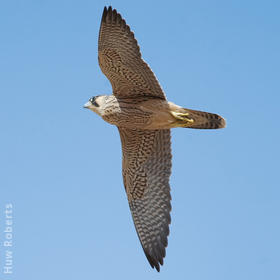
[119,128,171,271]
[98,6,166,99]
[84,6,226,272]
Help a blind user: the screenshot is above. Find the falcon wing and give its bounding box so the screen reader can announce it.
[98,6,166,99]
[118,127,172,272]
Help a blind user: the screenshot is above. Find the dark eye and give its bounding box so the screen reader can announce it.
[89,97,99,107]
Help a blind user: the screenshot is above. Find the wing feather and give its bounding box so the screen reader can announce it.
[118,127,172,271]
[98,6,166,99]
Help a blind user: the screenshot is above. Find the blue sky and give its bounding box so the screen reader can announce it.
[1,0,280,279]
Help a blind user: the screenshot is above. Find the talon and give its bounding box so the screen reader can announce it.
[170,111,194,123]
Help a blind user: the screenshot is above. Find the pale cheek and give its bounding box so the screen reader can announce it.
[91,107,103,117]
[89,107,97,113]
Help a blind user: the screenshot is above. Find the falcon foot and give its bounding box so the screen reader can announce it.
[170,111,194,127]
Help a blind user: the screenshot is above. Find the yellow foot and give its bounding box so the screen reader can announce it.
[170,111,194,123]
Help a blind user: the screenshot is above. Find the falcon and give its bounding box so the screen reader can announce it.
[84,6,226,272]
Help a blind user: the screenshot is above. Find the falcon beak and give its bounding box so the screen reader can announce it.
[83,101,92,109]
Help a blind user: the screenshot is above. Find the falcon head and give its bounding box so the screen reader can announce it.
[83,96,105,116]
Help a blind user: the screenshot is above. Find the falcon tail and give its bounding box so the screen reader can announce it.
[171,108,226,129]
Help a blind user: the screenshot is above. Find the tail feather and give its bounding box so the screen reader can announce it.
[172,108,226,129]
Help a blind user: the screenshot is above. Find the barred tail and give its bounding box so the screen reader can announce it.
[171,108,226,129]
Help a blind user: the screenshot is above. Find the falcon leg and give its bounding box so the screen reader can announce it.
[170,111,194,127]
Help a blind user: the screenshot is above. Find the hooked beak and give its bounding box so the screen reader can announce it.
[83,101,92,109]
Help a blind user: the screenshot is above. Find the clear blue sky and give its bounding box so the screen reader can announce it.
[1,0,279,279]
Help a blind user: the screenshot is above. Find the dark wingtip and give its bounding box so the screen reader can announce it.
[101,6,107,22]
[102,6,118,24]
[102,6,124,25]
[144,250,161,272]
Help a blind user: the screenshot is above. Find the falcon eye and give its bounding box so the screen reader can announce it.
[89,96,99,107]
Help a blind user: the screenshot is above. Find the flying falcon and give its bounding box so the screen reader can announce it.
[84,6,226,272]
